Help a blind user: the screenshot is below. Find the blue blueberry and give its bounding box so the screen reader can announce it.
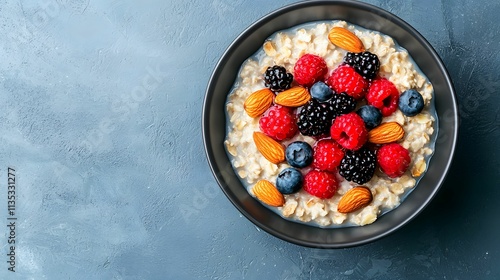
[276,168,303,194]
[399,89,425,116]
[356,105,382,129]
[310,81,333,102]
[285,141,313,168]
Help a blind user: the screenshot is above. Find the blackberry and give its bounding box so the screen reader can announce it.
[328,92,357,115]
[344,51,380,80]
[263,65,293,92]
[339,148,376,184]
[297,99,335,137]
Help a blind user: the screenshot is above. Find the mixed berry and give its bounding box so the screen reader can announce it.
[264,65,294,92]
[246,42,427,203]
[285,141,313,168]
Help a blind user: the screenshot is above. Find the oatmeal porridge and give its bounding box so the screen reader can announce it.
[224,20,436,227]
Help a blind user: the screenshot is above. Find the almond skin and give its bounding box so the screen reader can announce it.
[337,186,373,213]
[244,88,274,118]
[253,132,285,164]
[328,27,365,53]
[368,122,405,144]
[252,180,285,207]
[274,86,311,107]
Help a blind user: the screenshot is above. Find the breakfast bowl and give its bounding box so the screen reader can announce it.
[202,0,458,248]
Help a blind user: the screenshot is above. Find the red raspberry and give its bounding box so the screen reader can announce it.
[312,139,345,172]
[366,78,400,116]
[303,170,339,199]
[293,54,328,87]
[259,105,298,141]
[330,112,367,151]
[326,65,368,100]
[377,143,411,178]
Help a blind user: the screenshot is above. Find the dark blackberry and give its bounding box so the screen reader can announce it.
[339,148,376,184]
[297,99,335,137]
[264,65,293,92]
[344,51,380,80]
[328,92,357,115]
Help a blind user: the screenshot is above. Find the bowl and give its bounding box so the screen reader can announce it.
[202,0,458,248]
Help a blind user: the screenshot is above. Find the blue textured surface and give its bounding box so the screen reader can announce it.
[0,0,499,279]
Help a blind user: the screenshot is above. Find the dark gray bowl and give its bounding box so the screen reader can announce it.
[203,0,458,248]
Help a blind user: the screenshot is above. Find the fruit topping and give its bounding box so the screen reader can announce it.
[274,86,311,107]
[328,92,357,116]
[303,170,339,199]
[310,81,334,102]
[326,65,368,100]
[259,105,298,141]
[366,78,400,116]
[356,105,382,130]
[252,180,285,207]
[293,54,328,87]
[244,88,275,118]
[398,89,425,116]
[297,99,335,137]
[312,139,345,172]
[328,27,365,53]
[330,112,368,150]
[377,143,411,178]
[264,65,293,92]
[344,51,380,80]
[276,168,303,194]
[285,141,313,168]
[339,148,376,184]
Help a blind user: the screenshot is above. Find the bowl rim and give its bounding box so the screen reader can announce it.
[202,0,458,248]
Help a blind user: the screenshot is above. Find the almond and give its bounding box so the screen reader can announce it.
[252,180,285,207]
[328,27,365,53]
[244,88,274,118]
[337,186,373,213]
[368,122,405,144]
[274,86,311,107]
[253,131,285,164]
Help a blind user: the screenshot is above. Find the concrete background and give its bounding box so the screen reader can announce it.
[0,0,499,279]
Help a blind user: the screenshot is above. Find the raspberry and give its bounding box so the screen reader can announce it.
[259,105,298,141]
[264,65,293,92]
[344,51,380,80]
[377,143,411,178]
[312,139,345,172]
[330,112,368,151]
[326,65,368,100]
[303,170,339,199]
[366,78,400,116]
[293,54,328,87]
[297,99,335,137]
[339,148,377,184]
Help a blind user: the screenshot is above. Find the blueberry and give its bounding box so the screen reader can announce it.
[399,89,424,116]
[276,168,303,194]
[285,141,313,168]
[356,105,382,129]
[310,81,333,102]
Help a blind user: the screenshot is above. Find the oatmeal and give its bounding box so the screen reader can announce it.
[225,20,436,227]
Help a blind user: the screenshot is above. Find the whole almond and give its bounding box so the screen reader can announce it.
[368,122,405,144]
[252,180,285,207]
[253,131,285,164]
[274,86,311,107]
[244,88,274,118]
[337,186,373,213]
[328,27,365,53]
